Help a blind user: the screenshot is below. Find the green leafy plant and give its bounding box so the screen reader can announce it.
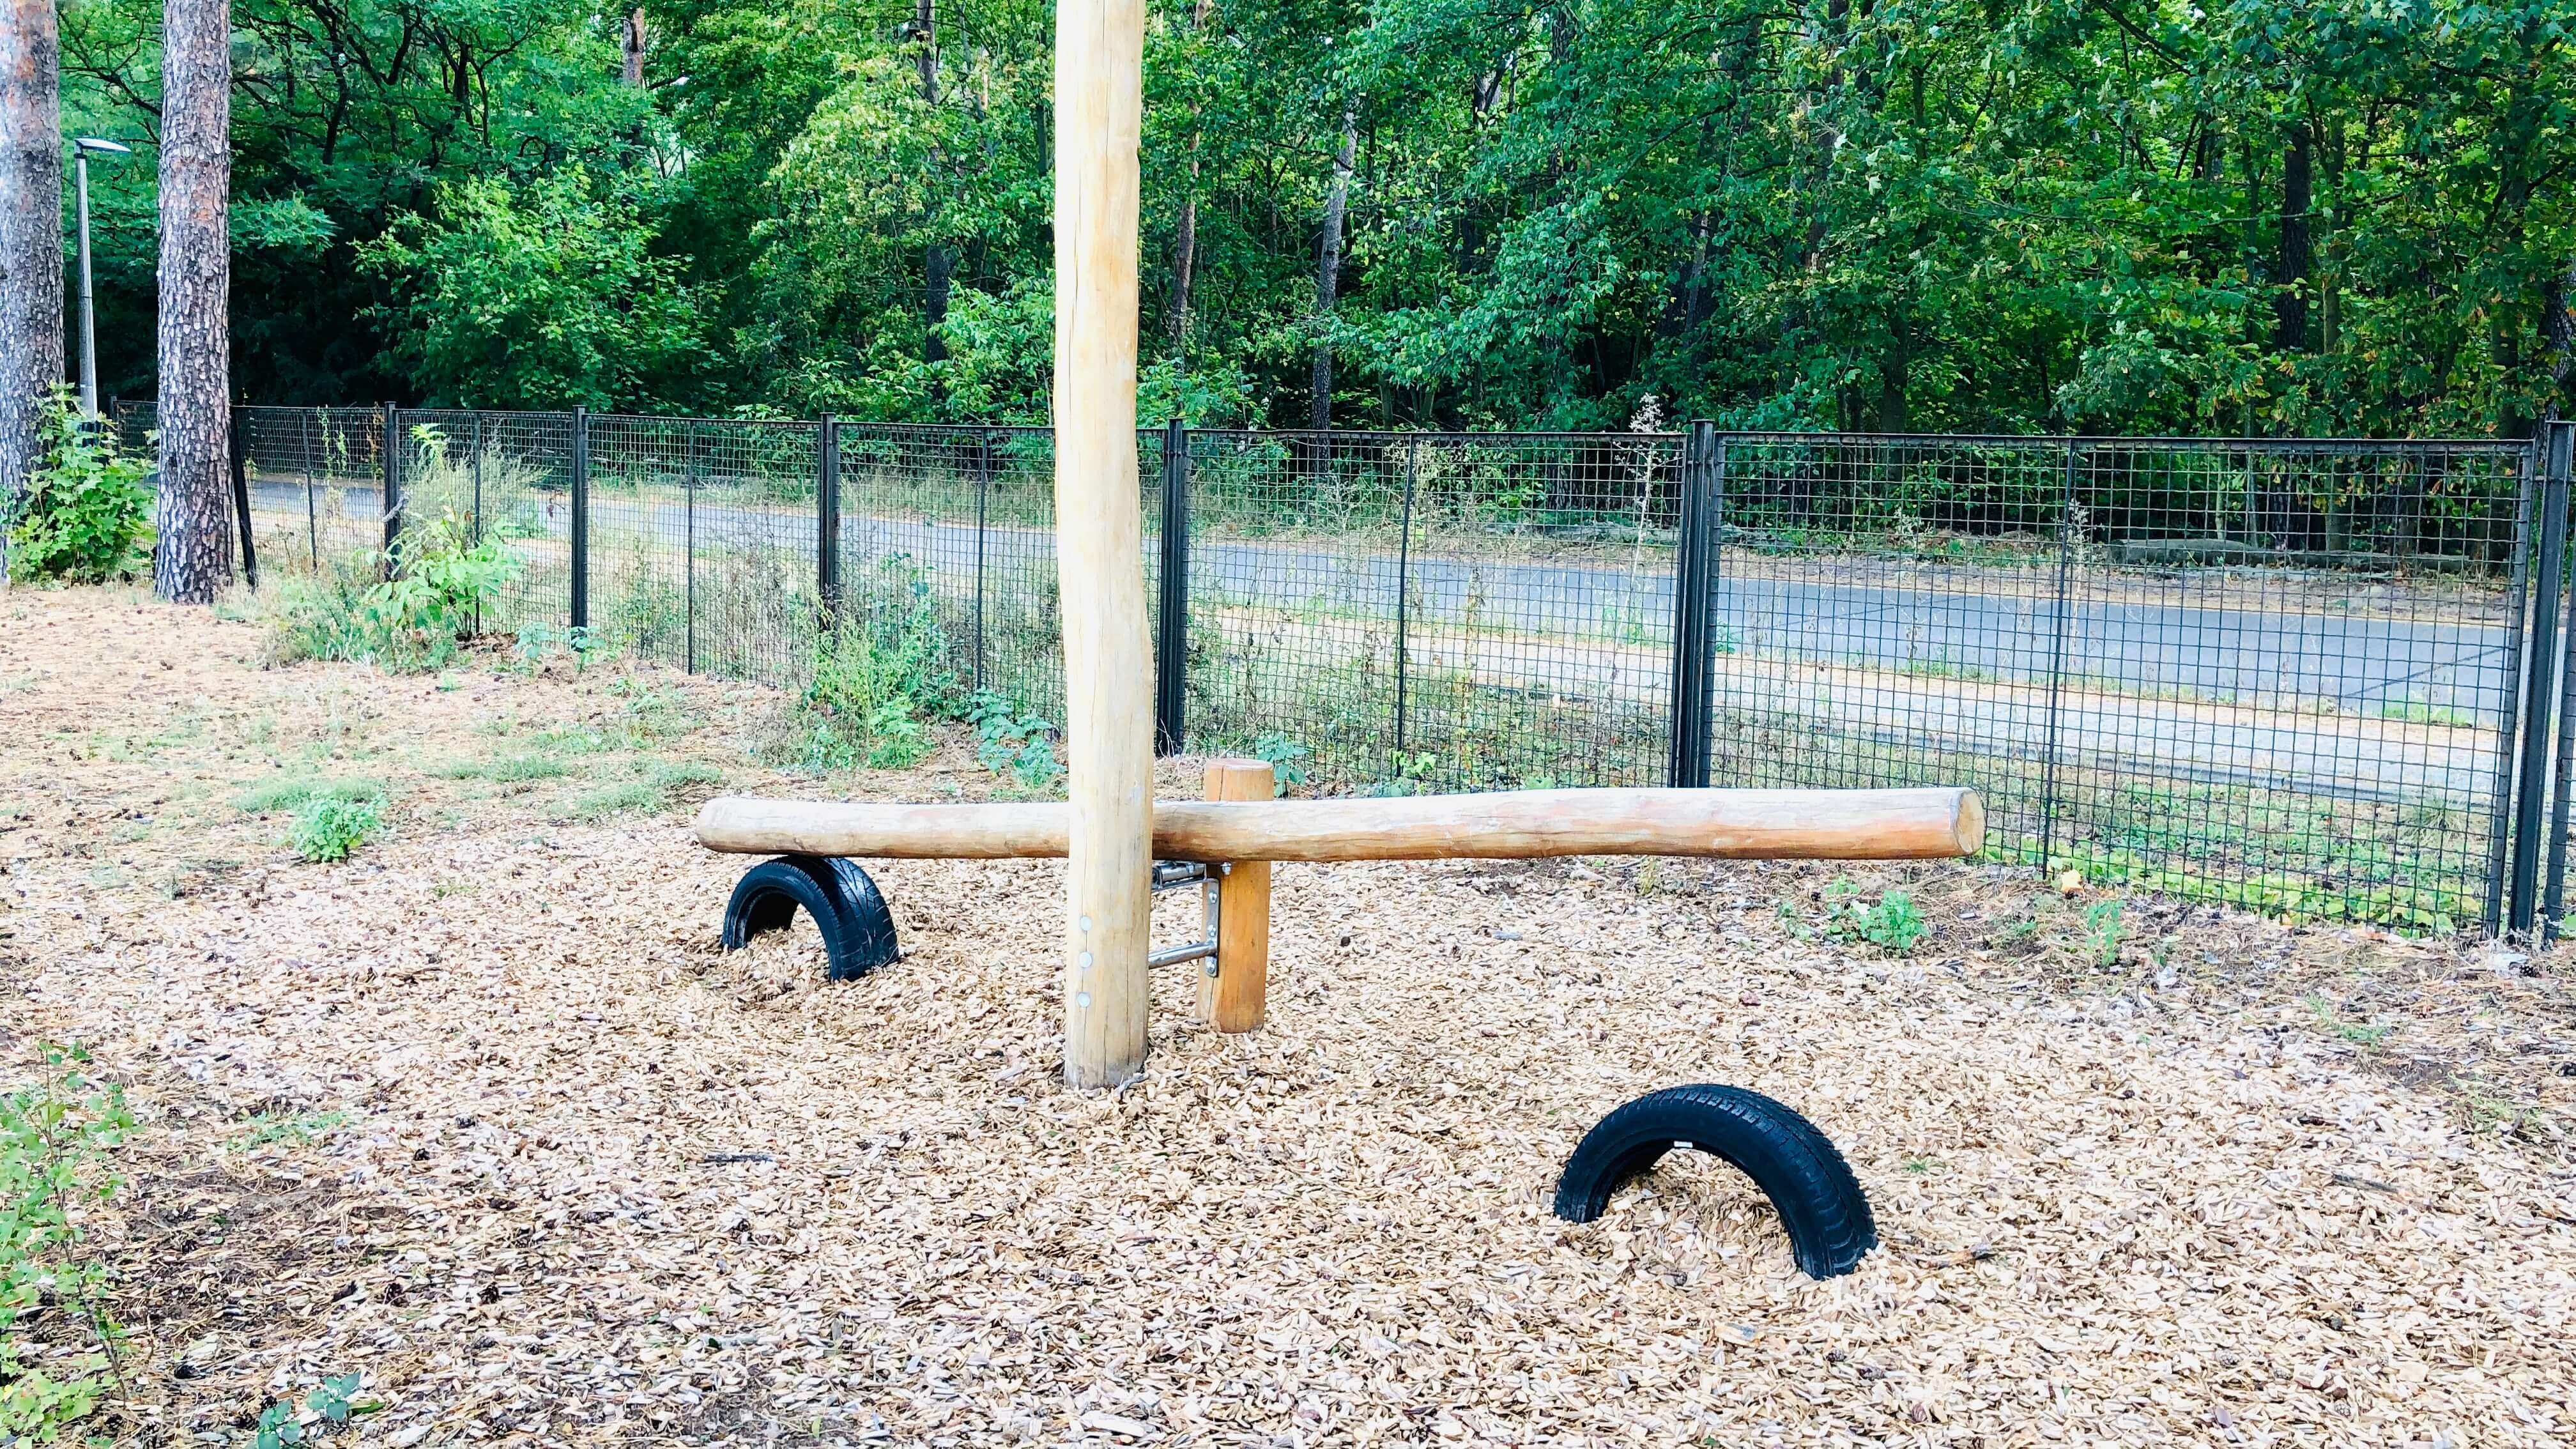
[292,797,382,862]
[249,1373,369,1448]
[2305,994,2393,1046]
[1819,879,1926,953]
[1,1044,135,1444]
[2083,900,2125,967]
[966,689,1064,791]
[267,508,522,671]
[1252,733,1310,795]
[5,388,153,585]
[231,1110,349,1151]
[781,558,956,771]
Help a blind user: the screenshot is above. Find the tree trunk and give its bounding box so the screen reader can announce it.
[2318,115,2342,361]
[1165,177,1198,356]
[916,0,950,385]
[2546,254,2576,395]
[1878,321,1909,433]
[623,7,648,87]
[1309,104,1354,432]
[2275,121,2312,356]
[0,0,63,535]
[1162,0,1211,358]
[1657,211,1711,341]
[153,0,233,604]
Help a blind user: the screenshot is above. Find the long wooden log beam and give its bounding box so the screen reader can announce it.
[695,788,1983,864]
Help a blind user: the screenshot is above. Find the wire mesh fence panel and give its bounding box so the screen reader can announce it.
[586,414,709,671]
[966,427,1067,719]
[1400,431,1684,790]
[831,424,1022,717]
[397,409,576,638]
[1709,435,2071,861]
[679,419,824,692]
[235,406,328,577]
[110,398,154,454]
[2058,440,2529,931]
[1183,431,1412,789]
[225,404,388,571]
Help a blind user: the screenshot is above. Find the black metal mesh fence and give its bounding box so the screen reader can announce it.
[1705,436,2529,933]
[142,405,2543,931]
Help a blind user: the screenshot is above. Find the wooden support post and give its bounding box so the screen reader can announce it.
[1201,758,1273,1032]
[1054,0,1154,1089]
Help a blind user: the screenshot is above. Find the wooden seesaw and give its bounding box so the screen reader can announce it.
[688,0,1981,1279]
[693,770,1982,1278]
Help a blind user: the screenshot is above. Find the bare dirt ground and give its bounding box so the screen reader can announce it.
[3,586,2572,1448]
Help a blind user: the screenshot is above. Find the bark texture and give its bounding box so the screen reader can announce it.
[914,0,950,380]
[1162,0,1212,356]
[623,8,648,87]
[1,0,63,525]
[1309,105,1354,431]
[153,0,233,603]
[2276,121,2313,356]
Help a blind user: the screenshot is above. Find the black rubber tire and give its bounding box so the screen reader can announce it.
[720,855,901,981]
[1552,1084,1876,1280]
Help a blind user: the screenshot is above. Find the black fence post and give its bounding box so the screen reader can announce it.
[2510,422,2570,935]
[817,415,841,621]
[229,408,257,588]
[2039,440,2080,873]
[972,431,991,693]
[300,407,318,568]
[684,422,698,675]
[381,402,401,574]
[571,406,590,631]
[1666,421,1717,788]
[1395,438,1418,762]
[1154,418,1190,754]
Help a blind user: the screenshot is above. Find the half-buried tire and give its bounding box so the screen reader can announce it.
[1552,1084,1876,1280]
[721,855,901,981]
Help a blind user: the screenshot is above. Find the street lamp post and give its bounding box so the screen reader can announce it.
[72,137,131,420]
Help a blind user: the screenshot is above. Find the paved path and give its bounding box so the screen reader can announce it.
[247,479,2524,810]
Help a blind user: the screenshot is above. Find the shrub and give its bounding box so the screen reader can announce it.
[266,507,522,671]
[771,556,956,771]
[4,388,153,585]
[1,1044,134,1444]
[293,797,382,862]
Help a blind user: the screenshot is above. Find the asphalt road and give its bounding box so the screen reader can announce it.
[249,479,2522,807]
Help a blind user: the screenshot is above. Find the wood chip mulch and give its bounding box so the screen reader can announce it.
[3,586,2572,1448]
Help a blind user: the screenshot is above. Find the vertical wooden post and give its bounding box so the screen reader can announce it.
[1201,758,1273,1032]
[1055,0,1154,1089]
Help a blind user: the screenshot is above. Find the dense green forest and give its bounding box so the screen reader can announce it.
[54,0,2576,434]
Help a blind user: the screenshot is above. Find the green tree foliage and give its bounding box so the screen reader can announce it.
[360,171,707,408]
[56,0,2576,434]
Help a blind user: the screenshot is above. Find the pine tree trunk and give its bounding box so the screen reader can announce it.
[153,0,232,604]
[1308,105,1354,432]
[0,0,63,539]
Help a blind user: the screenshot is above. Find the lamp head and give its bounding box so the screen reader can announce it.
[73,137,132,155]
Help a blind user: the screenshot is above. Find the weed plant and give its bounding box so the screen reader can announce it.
[4,388,153,584]
[0,1045,134,1443]
[293,797,382,862]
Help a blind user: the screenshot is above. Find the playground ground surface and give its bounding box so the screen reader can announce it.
[2,586,2571,1448]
